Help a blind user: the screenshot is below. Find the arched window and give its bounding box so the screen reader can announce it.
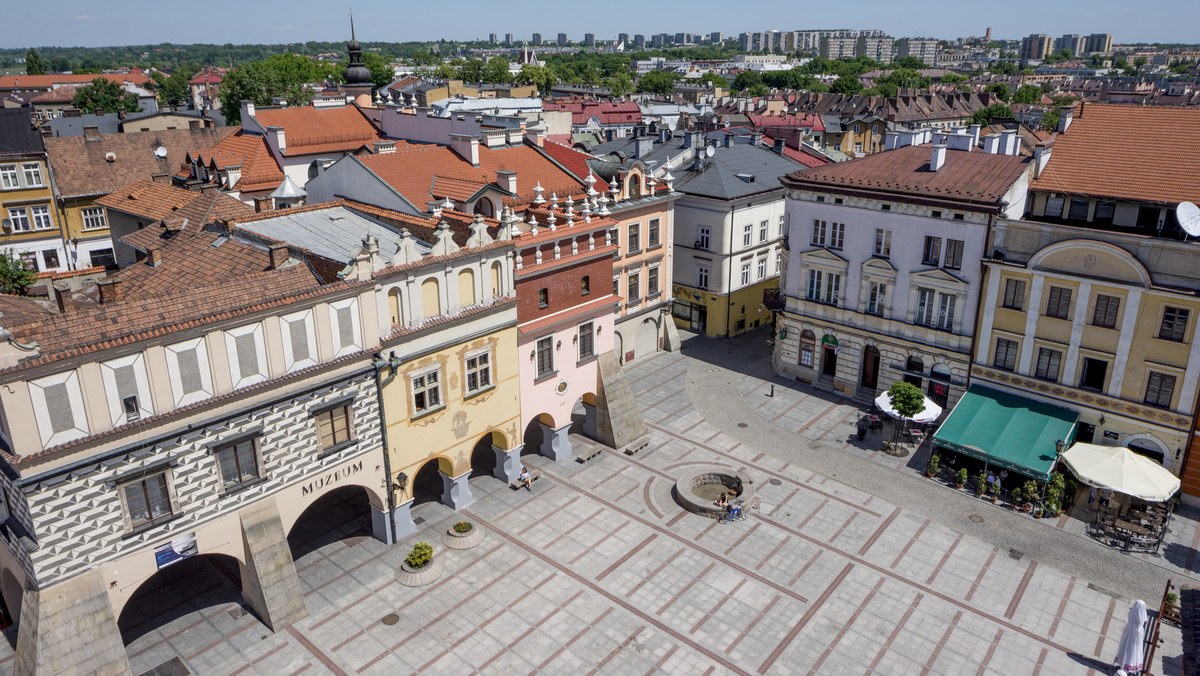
[930,364,951,382]
[421,278,441,319]
[799,329,816,368]
[473,199,494,218]
[906,355,924,373]
[388,287,403,326]
[627,174,641,199]
[458,269,476,307]
[490,261,502,296]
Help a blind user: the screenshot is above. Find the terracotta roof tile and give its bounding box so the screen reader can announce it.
[540,140,611,190]
[0,73,152,91]
[0,294,53,327]
[95,179,198,221]
[191,132,284,192]
[253,105,381,157]
[1031,103,1200,205]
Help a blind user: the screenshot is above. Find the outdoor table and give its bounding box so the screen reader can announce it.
[907,429,924,441]
[1114,519,1150,537]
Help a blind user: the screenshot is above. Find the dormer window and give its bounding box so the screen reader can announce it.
[122,396,140,422]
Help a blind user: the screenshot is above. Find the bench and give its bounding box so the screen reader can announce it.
[623,437,651,456]
[510,469,543,490]
[576,446,605,464]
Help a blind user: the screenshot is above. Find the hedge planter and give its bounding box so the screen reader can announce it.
[442,522,486,550]
[396,542,442,587]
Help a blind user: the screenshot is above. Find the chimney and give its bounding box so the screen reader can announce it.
[83,126,100,141]
[254,196,274,213]
[946,132,973,152]
[97,278,122,305]
[189,119,200,130]
[496,169,517,194]
[1033,142,1053,179]
[146,248,162,267]
[750,131,763,146]
[52,282,72,314]
[1001,129,1018,155]
[930,144,947,171]
[448,133,480,166]
[267,126,287,153]
[983,133,1002,154]
[1057,103,1077,133]
[117,109,126,120]
[723,134,733,148]
[883,131,898,151]
[635,136,654,158]
[268,243,289,270]
[241,100,256,121]
[773,137,785,154]
[968,124,981,146]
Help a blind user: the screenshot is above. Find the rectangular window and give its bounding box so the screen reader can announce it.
[1079,357,1108,391]
[740,261,751,286]
[1002,279,1026,310]
[697,227,710,250]
[829,222,844,250]
[1144,372,1176,408]
[800,342,814,367]
[0,165,17,189]
[807,269,822,301]
[874,229,891,257]
[627,272,640,302]
[613,277,619,296]
[1094,202,1115,224]
[922,237,941,266]
[943,239,964,270]
[90,248,115,269]
[578,322,595,361]
[993,338,1018,371]
[536,336,554,378]
[538,288,549,309]
[648,218,660,246]
[412,369,442,413]
[1034,348,1062,381]
[609,228,620,251]
[628,223,640,252]
[1046,286,1072,319]
[1068,199,1090,220]
[931,209,943,219]
[217,437,261,488]
[581,275,590,296]
[315,404,352,450]
[647,266,659,296]
[743,224,752,247]
[1092,294,1120,328]
[811,219,827,246]
[122,473,173,530]
[7,207,29,232]
[936,294,956,330]
[759,220,768,242]
[822,273,841,305]
[867,281,886,315]
[21,163,43,187]
[756,256,766,280]
[1159,307,1189,342]
[465,351,492,393]
[915,288,935,326]
[30,205,52,230]
[82,207,107,230]
[1044,195,1064,218]
[696,266,709,289]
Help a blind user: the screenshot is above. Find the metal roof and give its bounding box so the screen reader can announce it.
[234,205,431,264]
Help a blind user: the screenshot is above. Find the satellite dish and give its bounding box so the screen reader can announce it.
[1178,201,1200,237]
[705,145,715,158]
[154,146,168,159]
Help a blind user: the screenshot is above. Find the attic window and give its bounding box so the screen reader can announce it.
[122,396,140,422]
[834,197,844,205]
[881,203,891,211]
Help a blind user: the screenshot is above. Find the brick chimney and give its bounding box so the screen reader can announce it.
[146,248,162,267]
[254,196,274,213]
[151,172,170,184]
[189,119,200,130]
[83,126,100,141]
[52,282,72,314]
[268,243,289,270]
[97,278,122,304]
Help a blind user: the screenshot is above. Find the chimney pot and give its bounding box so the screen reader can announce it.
[930,144,947,171]
[97,278,122,305]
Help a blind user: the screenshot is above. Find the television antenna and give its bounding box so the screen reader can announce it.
[1178,201,1200,239]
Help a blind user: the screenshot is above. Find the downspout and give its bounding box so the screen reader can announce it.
[727,201,736,337]
[371,351,404,543]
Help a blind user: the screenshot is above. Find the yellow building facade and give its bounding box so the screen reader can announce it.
[0,136,65,272]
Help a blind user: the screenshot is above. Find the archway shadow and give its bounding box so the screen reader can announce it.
[117,553,245,646]
[286,485,373,563]
[411,459,444,507]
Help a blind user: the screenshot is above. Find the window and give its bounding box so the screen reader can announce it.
[743,224,752,247]
[1160,307,1189,341]
[1079,357,1108,391]
[628,224,640,252]
[82,207,107,230]
[1137,205,1160,229]
[740,261,751,286]
[627,272,640,301]
[1068,199,1090,220]
[535,336,554,378]
[943,239,964,270]
[578,322,595,361]
[799,330,816,367]
[775,250,781,273]
[881,203,891,211]
[581,275,590,296]
[1144,372,1176,408]
[609,228,620,251]
[42,249,59,270]
[0,165,16,189]
[1046,286,1072,319]
[931,209,943,219]
[756,256,766,280]
[538,288,549,309]
[828,222,844,250]
[6,208,29,232]
[874,229,891,257]
[647,266,659,296]
[21,163,43,187]
[912,288,934,326]
[465,351,492,393]
[122,473,173,530]
[1002,279,1026,310]
[648,218,660,246]
[1044,196,1064,218]
[853,123,862,133]
[696,265,709,289]
[952,213,965,221]
[412,369,442,413]
[993,338,1018,371]
[936,294,956,330]
[811,219,827,246]
[807,269,840,305]
[834,197,844,205]
[613,277,619,296]
[697,227,710,250]
[922,237,941,266]
[1034,348,1062,381]
[867,281,886,315]
[217,437,261,488]
[1092,294,1120,328]
[28,205,52,230]
[90,248,116,269]
[1094,202,1115,224]
[759,220,768,242]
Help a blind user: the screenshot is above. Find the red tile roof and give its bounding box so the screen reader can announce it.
[96,179,254,232]
[781,145,832,168]
[253,105,382,157]
[544,100,642,126]
[30,87,77,104]
[783,144,1030,207]
[0,294,53,326]
[539,140,612,191]
[0,73,152,91]
[1031,103,1200,205]
[749,113,825,132]
[191,132,284,192]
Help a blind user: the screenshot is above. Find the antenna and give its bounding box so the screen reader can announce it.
[1178,201,1200,238]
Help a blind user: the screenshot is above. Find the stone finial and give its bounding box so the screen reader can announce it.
[431,219,460,257]
[467,213,490,248]
[584,172,598,197]
[392,229,423,266]
[528,211,539,235]
[441,196,455,211]
[532,181,546,205]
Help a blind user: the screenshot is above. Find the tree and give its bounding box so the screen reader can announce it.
[482,57,511,84]
[985,82,1010,101]
[732,69,762,93]
[516,64,555,94]
[219,53,329,124]
[72,77,142,114]
[893,56,927,69]
[0,251,36,295]
[886,380,925,443]
[154,63,199,109]
[24,48,45,75]
[970,103,1014,126]
[1010,84,1042,104]
[361,52,396,88]
[637,70,678,95]
[747,83,769,97]
[830,75,863,94]
[49,56,71,73]
[940,73,966,84]
[699,72,729,89]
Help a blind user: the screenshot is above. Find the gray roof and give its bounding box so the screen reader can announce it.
[235,205,430,264]
[270,176,306,199]
[44,113,121,137]
[0,108,43,154]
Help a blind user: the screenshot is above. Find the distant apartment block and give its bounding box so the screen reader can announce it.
[710,32,723,43]
[583,33,595,46]
[633,34,645,48]
[558,32,568,45]
[505,33,514,45]
[857,35,895,63]
[618,32,630,45]
[1086,33,1114,54]
[489,33,497,43]
[1055,34,1086,57]
[820,37,859,60]
[896,37,938,64]
[1020,34,1054,61]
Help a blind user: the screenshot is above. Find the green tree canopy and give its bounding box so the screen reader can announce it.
[219,53,336,124]
[49,56,71,73]
[887,380,925,442]
[72,77,142,114]
[153,63,199,108]
[830,75,864,94]
[637,69,678,95]
[984,82,1010,101]
[970,102,1014,126]
[893,56,927,69]
[940,73,966,84]
[516,64,555,94]
[1010,84,1042,104]
[0,251,36,295]
[24,48,45,75]
[699,72,729,88]
[482,57,512,84]
[732,70,762,93]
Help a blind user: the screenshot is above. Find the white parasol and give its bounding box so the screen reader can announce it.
[1060,443,1181,502]
[874,391,942,424]
[1113,599,1147,674]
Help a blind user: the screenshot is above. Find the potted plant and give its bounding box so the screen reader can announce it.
[977,471,988,496]
[989,480,1000,503]
[956,468,968,489]
[443,520,486,550]
[397,541,442,587]
[926,454,940,478]
[406,542,433,570]
[1021,480,1041,514]
[1010,486,1023,509]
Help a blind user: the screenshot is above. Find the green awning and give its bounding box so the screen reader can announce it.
[932,384,1079,482]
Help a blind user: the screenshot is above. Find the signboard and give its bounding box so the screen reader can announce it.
[1104,430,1120,440]
[154,532,198,570]
[821,334,839,348]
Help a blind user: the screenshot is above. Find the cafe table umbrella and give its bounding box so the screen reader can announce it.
[1059,443,1181,502]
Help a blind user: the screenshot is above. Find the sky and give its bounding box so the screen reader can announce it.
[1,0,1195,49]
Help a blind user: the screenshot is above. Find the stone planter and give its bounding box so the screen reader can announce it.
[396,556,443,587]
[442,524,485,550]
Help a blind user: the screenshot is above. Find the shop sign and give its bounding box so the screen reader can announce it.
[302,461,364,496]
[821,334,839,348]
[155,533,198,569]
[1104,430,1120,440]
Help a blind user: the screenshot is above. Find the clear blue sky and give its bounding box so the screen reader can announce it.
[1,0,1194,48]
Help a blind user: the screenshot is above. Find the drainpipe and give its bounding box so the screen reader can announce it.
[371,350,404,543]
[727,202,736,337]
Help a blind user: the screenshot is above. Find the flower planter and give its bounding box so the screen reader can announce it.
[396,556,443,587]
[990,496,998,503]
[442,524,486,550]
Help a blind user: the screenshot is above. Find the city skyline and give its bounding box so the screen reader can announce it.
[0,0,1195,50]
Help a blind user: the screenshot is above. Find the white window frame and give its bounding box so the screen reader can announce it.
[867,281,886,315]
[811,219,827,246]
[874,229,891,257]
[916,288,936,326]
[21,163,43,187]
[696,264,710,290]
[828,222,844,250]
[577,322,595,362]
[465,347,493,394]
[165,336,214,407]
[224,323,268,390]
[7,207,29,232]
[647,265,660,296]
[742,223,752,247]
[759,220,768,242]
[99,353,155,427]
[756,256,766,280]
[82,207,108,231]
[535,335,555,379]
[411,365,443,415]
[29,205,52,231]
[741,261,751,286]
[936,293,957,331]
[0,164,17,189]
[697,227,710,250]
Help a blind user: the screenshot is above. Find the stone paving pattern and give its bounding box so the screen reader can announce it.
[0,328,1186,675]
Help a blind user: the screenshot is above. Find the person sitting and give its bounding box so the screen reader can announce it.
[519,467,532,492]
[715,492,729,509]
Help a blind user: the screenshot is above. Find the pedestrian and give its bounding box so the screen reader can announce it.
[1087,486,1097,512]
[999,470,1008,482]
[519,467,532,492]
[1099,487,1113,510]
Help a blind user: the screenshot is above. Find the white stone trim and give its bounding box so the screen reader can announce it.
[280,308,319,373]
[328,298,363,358]
[224,323,268,390]
[99,352,155,426]
[29,370,89,447]
[165,337,215,408]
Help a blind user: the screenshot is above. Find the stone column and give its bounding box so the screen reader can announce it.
[239,498,308,632]
[582,402,597,439]
[538,421,574,461]
[440,471,474,509]
[392,499,418,541]
[493,443,524,483]
[370,504,394,545]
[13,568,131,676]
